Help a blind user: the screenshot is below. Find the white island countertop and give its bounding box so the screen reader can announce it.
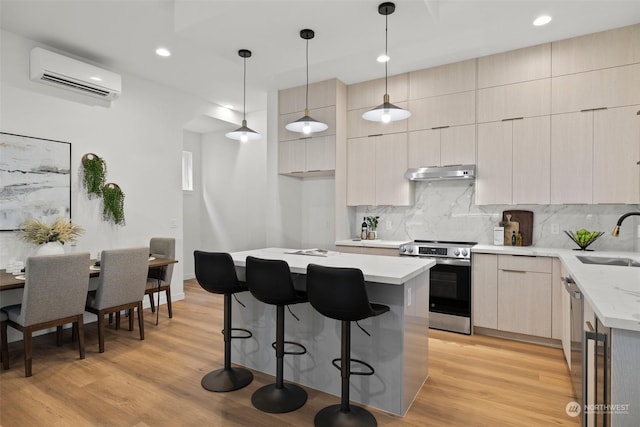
[473,244,640,332]
[230,247,434,285]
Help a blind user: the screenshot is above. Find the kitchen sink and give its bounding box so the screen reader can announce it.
[577,255,640,267]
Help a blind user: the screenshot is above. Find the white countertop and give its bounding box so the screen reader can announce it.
[230,247,435,285]
[473,244,640,332]
[335,239,410,249]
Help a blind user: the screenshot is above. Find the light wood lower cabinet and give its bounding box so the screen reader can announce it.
[497,269,552,337]
[472,253,498,329]
[473,253,556,339]
[335,245,399,256]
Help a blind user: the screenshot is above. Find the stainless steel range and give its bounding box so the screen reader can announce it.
[400,240,475,335]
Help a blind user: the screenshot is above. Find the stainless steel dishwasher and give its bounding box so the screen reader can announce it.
[563,276,584,422]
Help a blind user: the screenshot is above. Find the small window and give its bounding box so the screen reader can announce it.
[182,150,193,191]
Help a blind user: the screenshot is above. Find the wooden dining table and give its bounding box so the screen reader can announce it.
[0,257,178,291]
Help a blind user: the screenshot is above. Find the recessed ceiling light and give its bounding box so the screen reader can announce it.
[377,54,390,63]
[533,15,552,26]
[155,47,171,57]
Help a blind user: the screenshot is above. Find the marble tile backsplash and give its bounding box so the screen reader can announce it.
[355,180,640,252]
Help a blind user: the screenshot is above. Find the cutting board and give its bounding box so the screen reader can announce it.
[503,210,534,246]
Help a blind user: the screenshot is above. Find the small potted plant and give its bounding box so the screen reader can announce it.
[81,153,107,199]
[20,217,84,255]
[365,216,380,240]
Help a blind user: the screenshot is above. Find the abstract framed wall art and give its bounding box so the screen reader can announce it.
[0,132,72,230]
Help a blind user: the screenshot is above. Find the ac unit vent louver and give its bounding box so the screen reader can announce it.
[30,47,121,101]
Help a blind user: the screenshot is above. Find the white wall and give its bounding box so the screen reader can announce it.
[182,130,202,279]
[0,31,226,311]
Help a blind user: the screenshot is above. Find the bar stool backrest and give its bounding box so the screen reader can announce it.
[194,251,241,294]
[245,256,297,305]
[306,263,375,322]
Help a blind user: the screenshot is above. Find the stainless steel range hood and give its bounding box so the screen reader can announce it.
[404,164,475,181]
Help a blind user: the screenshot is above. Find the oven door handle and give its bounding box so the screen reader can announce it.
[432,258,471,267]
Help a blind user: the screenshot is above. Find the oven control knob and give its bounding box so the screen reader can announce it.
[462,249,468,257]
[407,246,414,254]
[401,246,407,253]
[454,249,460,256]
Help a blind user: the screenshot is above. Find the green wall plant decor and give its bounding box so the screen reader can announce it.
[81,153,107,198]
[102,183,125,225]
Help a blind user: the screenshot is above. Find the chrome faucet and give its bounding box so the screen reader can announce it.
[612,212,640,237]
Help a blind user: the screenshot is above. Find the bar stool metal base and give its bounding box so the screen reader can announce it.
[251,383,308,413]
[314,404,377,427]
[201,367,253,392]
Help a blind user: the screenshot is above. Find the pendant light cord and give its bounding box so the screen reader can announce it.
[305,37,309,111]
[385,12,388,95]
[243,56,247,121]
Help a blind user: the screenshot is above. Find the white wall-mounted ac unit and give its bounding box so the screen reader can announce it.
[30,47,121,101]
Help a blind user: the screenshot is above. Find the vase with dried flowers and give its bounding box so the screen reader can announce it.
[20,218,84,255]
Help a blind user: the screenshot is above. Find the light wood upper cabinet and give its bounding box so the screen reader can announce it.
[477,79,550,123]
[552,23,640,76]
[306,135,336,173]
[472,253,498,329]
[408,125,475,168]
[478,43,551,88]
[409,59,476,98]
[477,117,550,205]
[347,137,376,205]
[512,116,550,205]
[476,121,513,205]
[551,64,640,114]
[551,106,640,205]
[347,133,413,206]
[593,105,640,204]
[279,79,338,114]
[279,106,336,141]
[347,73,408,110]
[278,140,307,174]
[375,133,412,206]
[408,91,475,130]
[550,112,594,204]
[347,102,408,138]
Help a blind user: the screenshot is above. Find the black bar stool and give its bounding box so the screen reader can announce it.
[306,263,390,427]
[245,256,308,413]
[194,251,253,392]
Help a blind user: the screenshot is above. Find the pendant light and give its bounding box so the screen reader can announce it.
[226,49,261,142]
[362,2,411,123]
[285,29,328,135]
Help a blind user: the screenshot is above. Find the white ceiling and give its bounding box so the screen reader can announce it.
[2,0,640,122]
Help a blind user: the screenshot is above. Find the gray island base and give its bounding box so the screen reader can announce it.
[229,248,434,416]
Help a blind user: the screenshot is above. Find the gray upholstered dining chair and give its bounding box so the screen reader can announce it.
[0,252,90,376]
[85,247,149,353]
[145,237,175,324]
[1,310,9,370]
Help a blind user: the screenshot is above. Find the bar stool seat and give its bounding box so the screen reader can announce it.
[306,263,390,427]
[194,251,253,392]
[245,256,308,413]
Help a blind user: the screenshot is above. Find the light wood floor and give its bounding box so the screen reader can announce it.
[0,279,579,426]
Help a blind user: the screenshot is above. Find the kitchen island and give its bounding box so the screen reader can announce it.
[228,248,435,416]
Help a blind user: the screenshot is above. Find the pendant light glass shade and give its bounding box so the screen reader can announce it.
[363,2,411,123]
[226,49,261,142]
[285,29,328,134]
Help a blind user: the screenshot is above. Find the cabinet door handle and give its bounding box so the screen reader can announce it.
[431,125,450,130]
[367,134,383,138]
[580,107,608,112]
[501,117,524,121]
[500,269,526,273]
